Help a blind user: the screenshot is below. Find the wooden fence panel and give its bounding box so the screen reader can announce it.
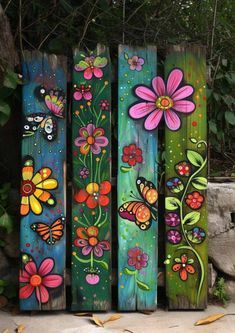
[118,45,158,311]
[71,45,112,311]
[20,52,67,310]
[164,45,207,309]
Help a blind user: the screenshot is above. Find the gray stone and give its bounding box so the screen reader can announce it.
[225,280,235,302]
[208,182,235,278]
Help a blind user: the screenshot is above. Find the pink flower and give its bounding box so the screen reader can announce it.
[86,273,100,285]
[127,247,149,270]
[74,56,108,80]
[128,56,144,71]
[19,258,63,304]
[73,84,92,101]
[74,123,108,155]
[129,68,195,131]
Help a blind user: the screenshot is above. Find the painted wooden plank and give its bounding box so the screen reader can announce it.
[118,45,158,311]
[20,51,67,310]
[71,45,111,311]
[164,45,207,309]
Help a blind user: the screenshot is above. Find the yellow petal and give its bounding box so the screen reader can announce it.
[22,166,33,181]
[34,188,43,198]
[29,195,42,215]
[36,179,58,190]
[32,168,52,185]
[86,182,99,194]
[21,196,29,205]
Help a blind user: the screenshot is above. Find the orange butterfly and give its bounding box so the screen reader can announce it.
[31,217,65,245]
[118,177,158,230]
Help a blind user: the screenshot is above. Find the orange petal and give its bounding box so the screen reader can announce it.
[37,190,51,202]
[80,143,90,155]
[98,195,109,206]
[22,166,33,181]
[180,268,188,281]
[86,195,97,209]
[172,263,181,272]
[99,180,111,195]
[181,254,188,263]
[74,189,88,203]
[186,264,195,274]
[87,226,99,237]
[76,227,88,239]
[20,203,29,216]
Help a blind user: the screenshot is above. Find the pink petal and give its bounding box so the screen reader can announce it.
[74,238,88,247]
[82,246,93,256]
[144,109,163,130]
[94,245,103,257]
[171,85,194,101]
[129,102,156,119]
[42,274,63,288]
[135,64,142,71]
[173,100,195,113]
[84,68,93,80]
[83,92,92,100]
[95,136,109,146]
[98,240,110,251]
[73,91,82,101]
[152,76,165,96]
[79,127,89,137]
[74,137,87,147]
[86,123,95,136]
[93,67,103,78]
[19,284,34,299]
[19,269,30,283]
[90,143,101,154]
[164,109,181,131]
[38,258,54,277]
[135,86,156,102]
[127,258,136,266]
[129,65,136,70]
[36,284,49,303]
[138,58,144,65]
[167,69,183,96]
[25,261,37,276]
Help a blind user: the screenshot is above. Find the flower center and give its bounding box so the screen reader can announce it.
[88,236,98,246]
[30,274,42,287]
[182,263,186,268]
[21,180,36,196]
[87,136,95,145]
[156,96,173,110]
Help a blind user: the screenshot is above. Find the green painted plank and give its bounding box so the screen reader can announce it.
[118,45,158,311]
[20,51,67,310]
[71,45,111,311]
[164,45,207,309]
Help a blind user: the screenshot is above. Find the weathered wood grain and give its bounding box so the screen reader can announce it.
[71,45,111,311]
[164,45,207,309]
[118,45,158,311]
[20,51,67,310]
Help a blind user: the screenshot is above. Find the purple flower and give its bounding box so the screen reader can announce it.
[127,56,145,71]
[167,230,182,244]
[129,68,195,131]
[127,247,148,270]
[165,213,180,227]
[79,167,89,179]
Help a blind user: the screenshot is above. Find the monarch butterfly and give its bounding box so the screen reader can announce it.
[31,216,65,245]
[23,86,66,142]
[118,177,158,231]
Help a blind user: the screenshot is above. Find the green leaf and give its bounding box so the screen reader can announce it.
[192,177,207,190]
[187,258,194,264]
[0,280,8,287]
[165,197,180,211]
[225,111,235,125]
[174,257,181,263]
[3,69,19,89]
[209,120,218,134]
[0,213,14,234]
[93,56,108,67]
[94,259,109,270]
[186,150,204,167]
[136,279,150,291]
[0,102,11,126]
[123,267,136,275]
[190,137,198,144]
[120,166,133,173]
[0,239,5,247]
[124,52,129,60]
[0,286,4,294]
[183,211,200,225]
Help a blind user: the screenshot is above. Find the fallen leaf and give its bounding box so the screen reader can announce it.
[1,329,9,333]
[74,312,92,317]
[91,315,104,327]
[15,324,26,333]
[103,314,122,324]
[195,313,225,326]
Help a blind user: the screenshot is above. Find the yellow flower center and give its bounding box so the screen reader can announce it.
[156,96,173,110]
[30,274,42,287]
[87,136,95,145]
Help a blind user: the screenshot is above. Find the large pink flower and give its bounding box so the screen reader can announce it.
[19,258,63,304]
[129,68,195,131]
[74,56,108,80]
[127,247,149,270]
[74,123,108,155]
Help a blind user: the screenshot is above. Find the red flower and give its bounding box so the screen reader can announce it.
[172,254,195,281]
[186,191,204,209]
[175,161,191,176]
[74,181,111,209]
[99,99,110,111]
[127,247,148,270]
[122,144,143,167]
[19,258,62,303]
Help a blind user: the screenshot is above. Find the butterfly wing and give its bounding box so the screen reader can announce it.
[49,217,65,244]
[23,113,46,138]
[31,222,51,242]
[44,89,66,118]
[136,177,158,206]
[42,117,57,142]
[31,217,65,245]
[118,201,152,231]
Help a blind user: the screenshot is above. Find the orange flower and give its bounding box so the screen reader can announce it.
[172,254,195,281]
[74,181,111,209]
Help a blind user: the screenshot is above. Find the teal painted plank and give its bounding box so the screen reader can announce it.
[164,45,207,309]
[20,51,67,310]
[118,45,158,311]
[71,45,111,311]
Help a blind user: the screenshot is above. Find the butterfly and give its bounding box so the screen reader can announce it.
[23,86,66,142]
[118,177,158,231]
[31,216,65,245]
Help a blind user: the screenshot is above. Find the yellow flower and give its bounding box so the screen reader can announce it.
[20,157,58,216]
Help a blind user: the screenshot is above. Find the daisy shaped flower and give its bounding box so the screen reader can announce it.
[20,156,57,216]
[74,56,108,80]
[19,257,63,304]
[74,123,108,155]
[129,68,195,131]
